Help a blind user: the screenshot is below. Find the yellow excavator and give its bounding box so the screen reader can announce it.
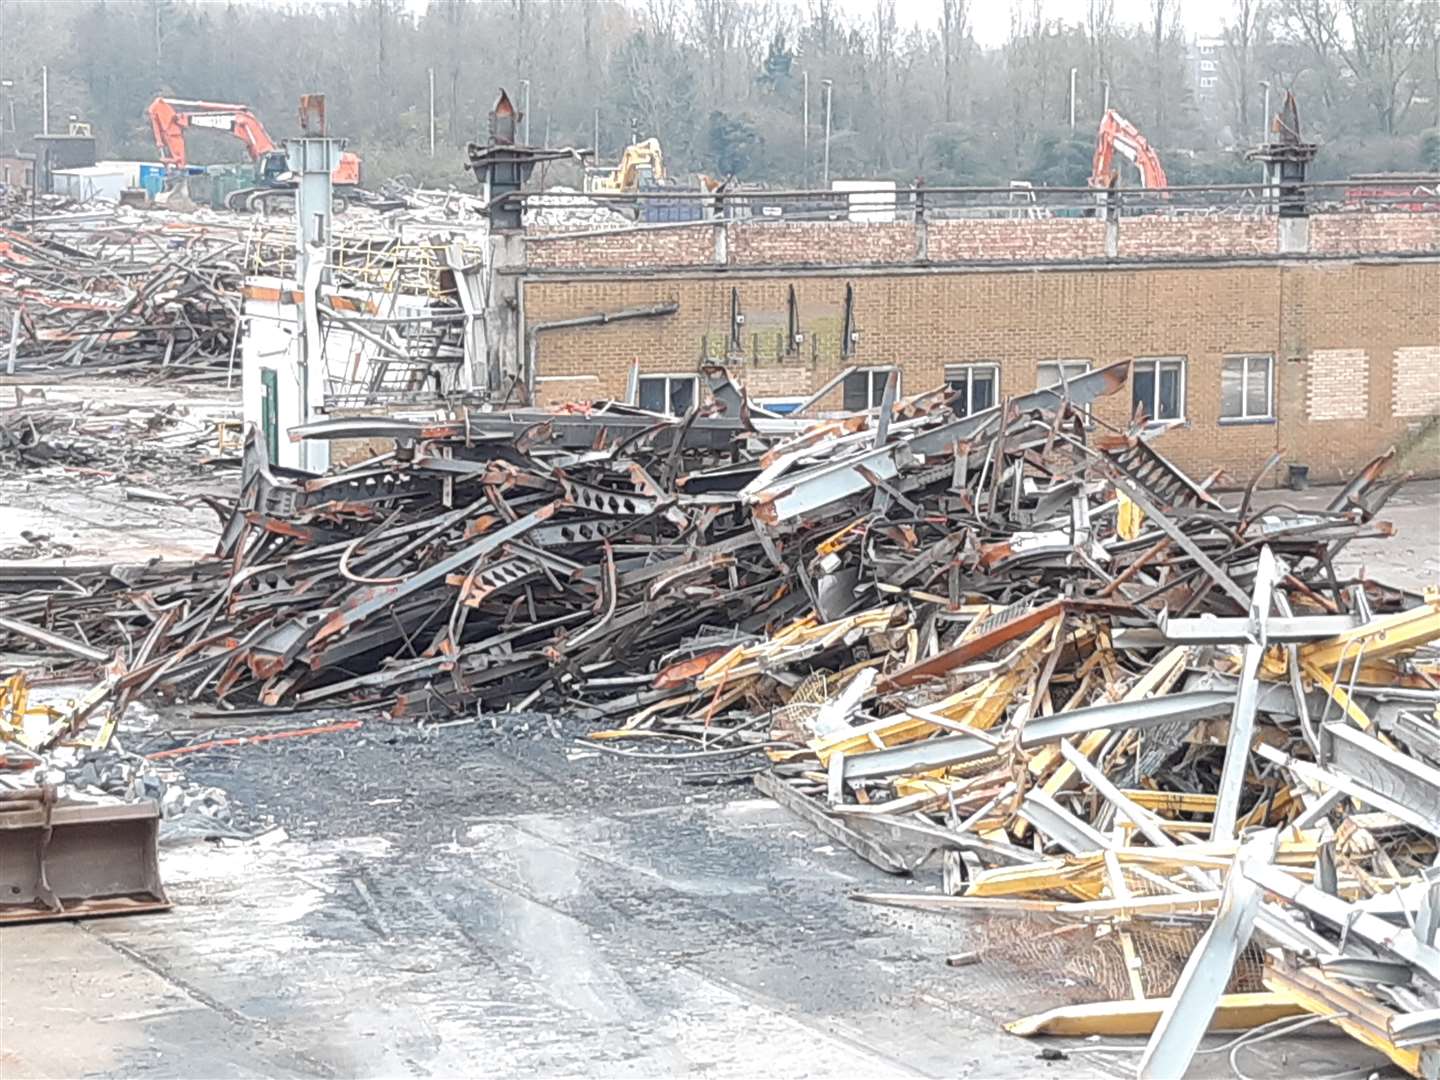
[586,137,666,193]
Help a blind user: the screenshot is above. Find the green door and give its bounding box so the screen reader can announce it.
[260,367,279,463]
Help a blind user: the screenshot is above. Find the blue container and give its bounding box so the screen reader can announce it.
[137,164,165,197]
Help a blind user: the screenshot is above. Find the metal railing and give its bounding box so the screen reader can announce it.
[512,178,1440,229]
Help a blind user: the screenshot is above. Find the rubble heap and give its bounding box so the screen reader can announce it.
[0,205,247,382]
[2,360,1438,1074]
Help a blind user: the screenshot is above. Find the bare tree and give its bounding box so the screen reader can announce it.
[689,0,741,101]
[1220,0,1269,140]
[1339,0,1430,133]
[940,0,970,122]
[1086,0,1116,111]
[1148,0,1183,140]
[1278,0,1344,115]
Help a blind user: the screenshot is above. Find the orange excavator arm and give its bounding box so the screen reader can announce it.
[1089,109,1168,190]
[146,97,278,169]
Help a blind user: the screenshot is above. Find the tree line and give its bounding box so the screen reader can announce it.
[0,0,1436,190]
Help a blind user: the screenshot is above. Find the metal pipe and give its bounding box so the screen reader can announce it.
[525,302,679,402]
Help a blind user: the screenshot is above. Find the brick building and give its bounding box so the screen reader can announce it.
[508,212,1440,485]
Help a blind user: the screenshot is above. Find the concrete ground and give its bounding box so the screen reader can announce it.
[0,726,1396,1079]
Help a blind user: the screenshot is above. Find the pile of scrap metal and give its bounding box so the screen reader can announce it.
[0,207,246,382]
[3,357,1439,1072]
[0,392,234,480]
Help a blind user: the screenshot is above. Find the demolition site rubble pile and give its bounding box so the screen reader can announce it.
[0,203,251,383]
[0,393,236,481]
[2,358,1439,1076]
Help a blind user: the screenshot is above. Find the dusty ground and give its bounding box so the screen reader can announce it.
[1,378,236,563]
[1,723,1396,1079]
[2,380,1433,1078]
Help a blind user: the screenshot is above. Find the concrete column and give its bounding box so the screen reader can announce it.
[1103,189,1120,259]
[713,220,728,265]
[489,232,526,396]
[1278,217,1310,255]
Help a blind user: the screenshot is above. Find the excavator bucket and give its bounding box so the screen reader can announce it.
[0,787,169,923]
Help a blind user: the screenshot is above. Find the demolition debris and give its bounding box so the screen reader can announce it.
[2,360,1439,1077]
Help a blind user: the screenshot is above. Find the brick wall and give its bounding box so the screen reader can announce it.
[525,212,1439,271]
[1309,213,1440,256]
[1394,346,1440,417]
[927,219,1106,262]
[1120,216,1277,258]
[523,260,1440,483]
[727,222,916,266]
[526,226,714,269]
[1307,349,1369,420]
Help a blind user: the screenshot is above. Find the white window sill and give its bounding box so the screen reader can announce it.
[1218,416,1277,426]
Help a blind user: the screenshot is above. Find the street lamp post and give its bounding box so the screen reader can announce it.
[822,78,834,189]
[0,80,12,150]
[1260,80,1271,142]
[802,70,809,188]
[521,79,531,145]
[1069,67,1077,130]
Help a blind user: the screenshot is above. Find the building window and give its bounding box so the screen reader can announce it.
[637,374,698,416]
[843,367,898,411]
[1200,77,1218,89]
[1221,355,1273,420]
[1201,44,1215,54]
[1133,358,1186,423]
[945,363,998,417]
[1201,59,1217,72]
[1037,360,1091,389]
[1037,360,1092,420]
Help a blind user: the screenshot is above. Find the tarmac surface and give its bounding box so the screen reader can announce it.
[3,717,1406,1079]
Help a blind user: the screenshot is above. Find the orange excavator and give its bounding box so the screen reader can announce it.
[1089,109,1168,191]
[147,97,362,211]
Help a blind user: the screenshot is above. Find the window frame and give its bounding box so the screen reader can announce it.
[635,373,700,417]
[944,362,1000,417]
[1036,359,1094,423]
[1219,355,1275,423]
[1132,356,1188,425]
[843,366,900,412]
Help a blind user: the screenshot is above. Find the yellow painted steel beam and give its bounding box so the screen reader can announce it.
[1300,595,1440,671]
[1124,790,1218,815]
[1263,957,1423,1078]
[1005,992,1304,1038]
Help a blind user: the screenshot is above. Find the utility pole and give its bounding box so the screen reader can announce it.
[1260,80,1271,141]
[521,79,531,144]
[822,78,833,189]
[593,107,599,162]
[41,65,48,135]
[1103,79,1111,114]
[427,67,435,157]
[0,81,11,152]
[802,71,809,188]
[1069,67,1077,130]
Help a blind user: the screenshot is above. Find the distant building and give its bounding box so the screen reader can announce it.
[1188,34,1224,117]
